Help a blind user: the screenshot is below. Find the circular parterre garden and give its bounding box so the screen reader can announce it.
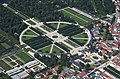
[21,21,90,55]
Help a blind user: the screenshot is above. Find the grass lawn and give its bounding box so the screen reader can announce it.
[73,33,88,38]
[41,25,54,32]
[59,23,68,29]
[35,27,47,34]
[24,30,38,35]
[26,20,36,25]
[61,10,87,25]
[49,23,58,29]
[46,23,68,30]
[22,36,35,41]
[65,39,79,48]
[60,7,93,25]
[40,45,51,53]
[64,8,92,22]
[52,45,64,53]
[51,23,68,29]
[6,6,16,13]
[74,39,88,46]
[0,60,11,70]
[16,52,33,63]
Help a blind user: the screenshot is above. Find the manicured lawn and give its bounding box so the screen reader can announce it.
[24,30,37,35]
[74,39,88,46]
[49,23,58,29]
[74,33,88,38]
[40,45,51,53]
[0,60,11,70]
[61,10,87,25]
[65,39,79,47]
[50,23,68,29]
[76,39,88,43]
[22,36,35,41]
[64,8,92,22]
[6,6,16,13]
[16,52,33,63]
[41,25,54,32]
[46,23,68,30]
[60,7,92,25]
[26,20,36,25]
[52,45,64,53]
[59,23,68,29]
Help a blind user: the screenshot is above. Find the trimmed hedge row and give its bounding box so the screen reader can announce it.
[24,36,52,50]
[30,27,43,35]
[103,67,120,78]
[55,42,70,52]
[58,25,83,36]
[69,38,85,46]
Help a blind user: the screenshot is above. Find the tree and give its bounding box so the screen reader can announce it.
[52,75,59,79]
[85,63,91,70]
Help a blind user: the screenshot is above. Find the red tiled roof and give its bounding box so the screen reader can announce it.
[78,71,86,77]
[112,57,118,62]
[96,69,112,79]
[101,49,107,55]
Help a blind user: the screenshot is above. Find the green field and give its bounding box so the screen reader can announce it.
[40,45,51,53]
[73,33,88,38]
[60,8,92,25]
[65,39,79,48]
[52,45,64,54]
[64,8,92,22]
[26,20,36,25]
[59,23,68,29]
[22,36,36,41]
[39,45,64,54]
[22,29,38,41]
[16,52,33,63]
[24,30,37,35]
[48,23,58,29]
[75,39,88,46]
[0,60,11,70]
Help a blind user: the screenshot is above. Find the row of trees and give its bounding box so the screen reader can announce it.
[34,53,71,68]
